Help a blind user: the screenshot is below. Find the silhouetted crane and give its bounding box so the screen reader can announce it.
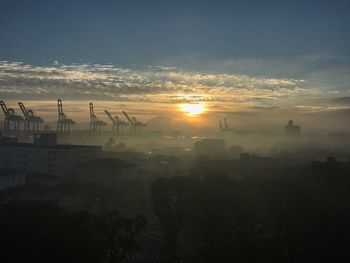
[122,111,135,135]
[89,103,107,134]
[122,111,145,136]
[0,100,23,134]
[218,118,232,132]
[18,102,43,132]
[104,110,128,135]
[132,116,146,136]
[116,116,129,135]
[57,99,75,133]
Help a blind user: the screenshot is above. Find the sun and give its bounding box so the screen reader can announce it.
[180,103,205,115]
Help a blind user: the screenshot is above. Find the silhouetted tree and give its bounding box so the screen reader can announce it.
[150,176,192,262]
[96,211,147,263]
[0,202,146,263]
[190,174,236,247]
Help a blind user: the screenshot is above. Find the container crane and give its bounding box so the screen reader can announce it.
[105,110,117,134]
[89,103,107,134]
[57,99,75,133]
[116,116,129,135]
[104,110,128,135]
[132,116,146,136]
[122,111,135,135]
[122,111,145,136]
[18,102,43,132]
[218,118,232,132]
[0,100,23,134]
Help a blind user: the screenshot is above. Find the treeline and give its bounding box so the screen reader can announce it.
[1,160,350,263]
[0,203,146,263]
[150,161,350,262]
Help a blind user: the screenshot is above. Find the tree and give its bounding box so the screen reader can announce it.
[96,211,147,263]
[150,176,190,262]
[0,203,146,263]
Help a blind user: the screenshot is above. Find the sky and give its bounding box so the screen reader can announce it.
[0,0,350,131]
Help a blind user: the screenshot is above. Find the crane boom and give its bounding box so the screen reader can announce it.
[122,111,134,125]
[18,102,30,118]
[104,110,115,123]
[0,101,9,116]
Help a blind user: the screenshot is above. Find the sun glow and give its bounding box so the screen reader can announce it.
[180,103,205,115]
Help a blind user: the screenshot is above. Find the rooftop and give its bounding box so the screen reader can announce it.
[0,142,101,150]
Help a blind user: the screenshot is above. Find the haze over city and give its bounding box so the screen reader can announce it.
[1,1,350,263]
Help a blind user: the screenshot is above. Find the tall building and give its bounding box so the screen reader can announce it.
[284,120,301,136]
[0,133,101,177]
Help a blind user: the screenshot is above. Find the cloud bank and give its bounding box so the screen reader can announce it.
[0,61,307,104]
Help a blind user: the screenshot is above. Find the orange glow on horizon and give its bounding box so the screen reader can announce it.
[180,103,206,115]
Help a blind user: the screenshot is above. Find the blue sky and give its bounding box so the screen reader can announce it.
[0,0,350,128]
[1,0,349,66]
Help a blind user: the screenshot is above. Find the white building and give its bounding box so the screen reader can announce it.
[0,170,26,189]
[0,133,101,177]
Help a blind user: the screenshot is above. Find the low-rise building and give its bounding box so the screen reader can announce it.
[0,133,101,177]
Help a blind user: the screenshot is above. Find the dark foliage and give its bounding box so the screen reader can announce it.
[0,203,146,263]
[150,161,350,263]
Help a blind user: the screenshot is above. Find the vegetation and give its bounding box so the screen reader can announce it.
[150,161,350,262]
[2,159,350,262]
[0,203,146,263]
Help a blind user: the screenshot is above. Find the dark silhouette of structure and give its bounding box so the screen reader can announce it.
[132,116,146,135]
[56,99,75,134]
[284,120,301,136]
[89,103,107,134]
[219,118,232,132]
[122,111,146,136]
[18,102,43,132]
[0,100,23,135]
[104,110,128,136]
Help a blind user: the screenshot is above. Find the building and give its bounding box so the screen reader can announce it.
[0,133,101,177]
[77,158,138,186]
[0,169,26,189]
[194,138,226,157]
[34,133,57,146]
[284,120,301,136]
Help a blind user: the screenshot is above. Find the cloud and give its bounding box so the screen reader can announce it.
[161,55,350,95]
[0,60,307,104]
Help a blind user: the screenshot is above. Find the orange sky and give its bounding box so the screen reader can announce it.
[2,99,350,133]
